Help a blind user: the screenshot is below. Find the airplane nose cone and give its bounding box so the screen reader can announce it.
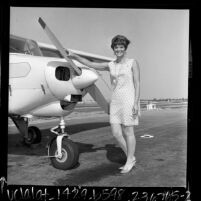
[72,68,98,89]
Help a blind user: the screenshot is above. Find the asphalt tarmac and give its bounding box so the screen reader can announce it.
[7,107,187,187]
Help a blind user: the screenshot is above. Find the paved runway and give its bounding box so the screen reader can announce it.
[7,107,187,187]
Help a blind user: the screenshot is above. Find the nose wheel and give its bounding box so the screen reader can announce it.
[48,117,79,170]
[49,138,79,170]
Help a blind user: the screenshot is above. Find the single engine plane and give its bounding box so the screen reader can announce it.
[9,17,112,170]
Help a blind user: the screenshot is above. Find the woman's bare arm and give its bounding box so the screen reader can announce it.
[68,52,109,71]
[132,59,140,105]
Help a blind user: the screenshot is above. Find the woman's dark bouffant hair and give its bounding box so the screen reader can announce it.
[111,35,130,50]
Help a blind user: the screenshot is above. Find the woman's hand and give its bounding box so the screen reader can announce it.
[132,103,139,118]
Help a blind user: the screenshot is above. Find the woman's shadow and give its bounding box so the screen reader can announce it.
[77,142,126,165]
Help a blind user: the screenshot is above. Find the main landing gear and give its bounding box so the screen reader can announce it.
[47,117,79,170]
[10,116,42,145]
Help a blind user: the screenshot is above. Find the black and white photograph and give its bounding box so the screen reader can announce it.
[6,6,190,191]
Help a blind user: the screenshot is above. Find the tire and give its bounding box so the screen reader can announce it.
[24,126,42,145]
[49,138,79,170]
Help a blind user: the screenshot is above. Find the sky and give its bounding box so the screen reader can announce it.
[10,7,189,99]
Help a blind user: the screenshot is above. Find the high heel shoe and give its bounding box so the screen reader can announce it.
[120,159,136,174]
[119,166,124,170]
[119,157,136,170]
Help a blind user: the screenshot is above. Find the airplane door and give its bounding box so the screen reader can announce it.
[45,61,79,99]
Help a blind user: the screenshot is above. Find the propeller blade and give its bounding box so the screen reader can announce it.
[38,17,82,76]
[85,72,112,114]
[86,84,110,114]
[86,72,112,114]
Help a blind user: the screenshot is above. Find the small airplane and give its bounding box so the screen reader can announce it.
[9,17,112,170]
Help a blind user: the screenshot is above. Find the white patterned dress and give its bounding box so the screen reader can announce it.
[108,58,140,126]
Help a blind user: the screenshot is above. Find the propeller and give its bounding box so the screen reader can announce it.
[38,17,82,76]
[38,17,111,114]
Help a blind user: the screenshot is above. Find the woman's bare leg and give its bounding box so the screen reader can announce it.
[121,125,136,172]
[111,123,127,156]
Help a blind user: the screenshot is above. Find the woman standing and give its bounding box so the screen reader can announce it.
[68,35,140,174]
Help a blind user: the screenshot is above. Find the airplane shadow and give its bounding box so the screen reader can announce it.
[65,122,110,134]
[8,121,126,165]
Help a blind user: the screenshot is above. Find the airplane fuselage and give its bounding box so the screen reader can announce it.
[9,53,98,117]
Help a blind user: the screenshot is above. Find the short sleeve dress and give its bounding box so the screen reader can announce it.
[108,58,140,126]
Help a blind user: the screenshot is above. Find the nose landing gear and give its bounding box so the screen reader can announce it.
[47,117,79,170]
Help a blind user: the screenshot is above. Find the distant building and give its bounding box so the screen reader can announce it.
[146,102,157,110]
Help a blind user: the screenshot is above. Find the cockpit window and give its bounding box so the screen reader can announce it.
[9,35,42,56]
[26,40,43,56]
[40,47,63,58]
[9,62,31,78]
[10,38,27,54]
[55,66,70,81]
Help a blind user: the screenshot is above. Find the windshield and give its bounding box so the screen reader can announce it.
[10,35,43,56]
[10,37,27,53]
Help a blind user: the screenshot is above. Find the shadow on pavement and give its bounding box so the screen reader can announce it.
[54,162,120,186]
[8,121,110,157]
[53,145,126,186]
